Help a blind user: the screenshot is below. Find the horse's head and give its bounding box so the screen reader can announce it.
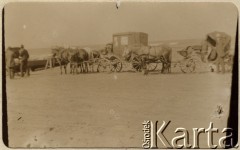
[68,50,79,62]
[52,48,58,57]
[52,47,63,58]
[100,48,108,55]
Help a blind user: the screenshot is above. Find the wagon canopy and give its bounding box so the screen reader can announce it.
[112,32,148,56]
[206,31,231,48]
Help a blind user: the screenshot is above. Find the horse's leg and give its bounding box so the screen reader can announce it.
[167,62,170,73]
[83,63,85,73]
[89,63,92,73]
[56,59,62,74]
[78,63,81,73]
[80,63,83,73]
[72,63,74,74]
[64,64,67,74]
[87,62,90,72]
[91,63,94,72]
[82,62,85,73]
[85,62,89,73]
[72,64,74,74]
[70,63,73,74]
[79,63,81,73]
[59,61,63,75]
[83,62,86,73]
[71,64,75,74]
[161,63,165,73]
[74,63,77,74]
[72,63,75,74]
[20,62,24,77]
[76,63,79,74]
[164,63,168,74]
[169,63,171,73]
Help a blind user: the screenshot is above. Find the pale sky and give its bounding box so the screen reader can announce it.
[4,2,238,49]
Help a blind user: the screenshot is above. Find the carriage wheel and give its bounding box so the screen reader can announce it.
[97,58,110,72]
[180,58,196,73]
[132,56,144,72]
[147,63,158,71]
[110,59,122,72]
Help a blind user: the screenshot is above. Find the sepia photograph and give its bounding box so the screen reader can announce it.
[2,1,238,149]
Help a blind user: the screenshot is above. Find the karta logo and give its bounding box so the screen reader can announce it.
[142,121,238,149]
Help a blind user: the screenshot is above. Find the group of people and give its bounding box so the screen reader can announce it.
[6,44,30,78]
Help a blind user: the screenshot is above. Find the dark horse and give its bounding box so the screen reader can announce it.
[68,48,79,74]
[77,49,89,73]
[83,47,101,72]
[52,47,89,74]
[52,47,70,74]
[68,48,89,74]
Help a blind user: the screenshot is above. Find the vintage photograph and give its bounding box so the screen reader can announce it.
[3,2,238,148]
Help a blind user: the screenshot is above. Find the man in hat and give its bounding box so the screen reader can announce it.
[19,44,30,77]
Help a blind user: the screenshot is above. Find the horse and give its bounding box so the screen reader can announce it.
[77,49,89,73]
[52,47,70,74]
[68,48,80,74]
[122,44,172,73]
[82,47,100,72]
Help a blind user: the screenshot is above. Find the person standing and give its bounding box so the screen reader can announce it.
[19,45,30,77]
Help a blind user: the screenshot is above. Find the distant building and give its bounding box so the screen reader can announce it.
[112,32,148,56]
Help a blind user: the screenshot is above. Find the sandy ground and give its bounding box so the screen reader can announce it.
[6,66,232,148]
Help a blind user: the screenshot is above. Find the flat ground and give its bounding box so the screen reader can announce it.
[6,67,232,148]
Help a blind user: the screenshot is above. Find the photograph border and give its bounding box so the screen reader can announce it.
[0,0,239,149]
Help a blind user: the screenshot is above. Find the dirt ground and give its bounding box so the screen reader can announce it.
[6,67,232,148]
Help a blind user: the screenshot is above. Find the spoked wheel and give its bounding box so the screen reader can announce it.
[97,58,110,72]
[109,56,123,72]
[131,55,149,75]
[110,60,122,72]
[132,56,144,72]
[147,63,158,71]
[180,58,196,73]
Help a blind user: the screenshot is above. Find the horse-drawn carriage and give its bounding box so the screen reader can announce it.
[176,31,233,73]
[97,32,172,74]
[52,31,233,75]
[98,31,233,74]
